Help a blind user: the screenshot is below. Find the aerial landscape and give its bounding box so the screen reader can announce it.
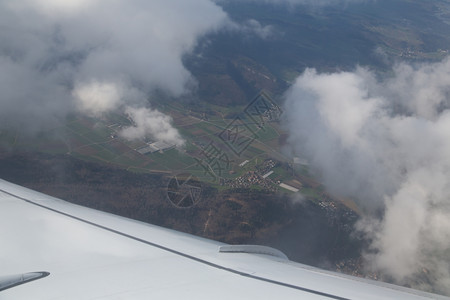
[1,0,450,296]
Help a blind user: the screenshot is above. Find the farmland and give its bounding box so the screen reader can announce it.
[0,91,325,198]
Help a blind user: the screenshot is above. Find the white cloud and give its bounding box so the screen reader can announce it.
[120,107,185,147]
[0,0,280,139]
[385,60,450,120]
[283,58,450,295]
[0,0,230,130]
[73,81,123,116]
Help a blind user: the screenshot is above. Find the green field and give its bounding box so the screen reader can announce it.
[0,98,313,197]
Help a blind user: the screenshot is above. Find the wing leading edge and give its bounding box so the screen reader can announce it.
[0,179,448,300]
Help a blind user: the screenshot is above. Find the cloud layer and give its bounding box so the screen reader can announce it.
[283,58,450,295]
[0,0,229,141]
[215,0,367,7]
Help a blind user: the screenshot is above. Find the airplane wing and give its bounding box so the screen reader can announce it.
[0,178,448,300]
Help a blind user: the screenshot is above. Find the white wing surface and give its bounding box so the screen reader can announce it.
[0,179,448,300]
